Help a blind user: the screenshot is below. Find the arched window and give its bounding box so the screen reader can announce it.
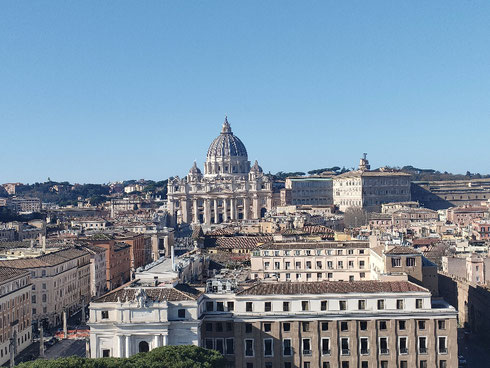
[139,341,149,353]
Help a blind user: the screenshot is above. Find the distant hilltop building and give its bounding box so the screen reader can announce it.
[333,154,411,212]
[167,117,273,226]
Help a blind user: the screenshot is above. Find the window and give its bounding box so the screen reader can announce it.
[341,363,349,368]
[323,363,331,368]
[215,339,224,354]
[283,322,290,332]
[420,361,427,368]
[438,320,446,330]
[216,323,223,332]
[246,364,253,368]
[400,361,408,368]
[302,338,311,355]
[418,337,427,354]
[227,301,234,311]
[102,349,110,357]
[206,302,214,312]
[246,302,253,312]
[283,339,292,356]
[380,362,388,368]
[226,322,233,331]
[340,321,348,331]
[360,321,367,330]
[321,301,328,311]
[379,337,389,354]
[416,299,423,309]
[178,309,185,318]
[31,295,36,304]
[245,339,254,357]
[399,337,408,354]
[399,320,406,330]
[392,258,401,267]
[321,338,330,355]
[264,339,273,357]
[304,363,310,368]
[396,299,404,309]
[302,322,310,332]
[439,361,447,368]
[306,261,311,269]
[285,364,292,368]
[338,261,343,269]
[317,261,322,269]
[377,299,384,310]
[406,257,415,266]
[339,300,347,310]
[206,323,213,332]
[42,294,46,303]
[360,337,369,355]
[340,337,349,355]
[302,301,309,311]
[321,322,329,331]
[359,260,365,269]
[245,323,252,333]
[283,302,290,311]
[265,302,272,312]
[217,302,224,311]
[101,311,109,319]
[438,337,447,354]
[358,300,366,310]
[418,320,426,330]
[264,323,271,332]
[379,321,387,330]
[361,363,368,368]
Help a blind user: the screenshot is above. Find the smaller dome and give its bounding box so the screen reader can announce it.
[189,161,202,175]
[250,160,263,173]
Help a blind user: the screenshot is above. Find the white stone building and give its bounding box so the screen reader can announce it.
[167,118,273,227]
[88,283,203,358]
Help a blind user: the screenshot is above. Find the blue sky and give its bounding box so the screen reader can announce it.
[1,1,490,184]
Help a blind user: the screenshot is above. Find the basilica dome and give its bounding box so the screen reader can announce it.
[207,117,248,159]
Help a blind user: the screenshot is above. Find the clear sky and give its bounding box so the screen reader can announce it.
[1,1,490,184]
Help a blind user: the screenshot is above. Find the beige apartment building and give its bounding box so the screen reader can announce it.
[251,241,371,282]
[202,280,458,368]
[0,248,91,327]
[0,267,32,366]
[333,156,411,212]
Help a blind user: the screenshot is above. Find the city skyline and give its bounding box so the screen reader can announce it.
[2,1,490,183]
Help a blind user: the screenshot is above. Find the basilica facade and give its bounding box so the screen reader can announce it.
[167,118,273,226]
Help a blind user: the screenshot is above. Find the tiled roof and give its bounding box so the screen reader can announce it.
[384,246,420,255]
[94,283,202,303]
[337,171,411,179]
[237,280,426,296]
[258,241,369,250]
[0,267,30,284]
[215,236,273,250]
[0,247,89,269]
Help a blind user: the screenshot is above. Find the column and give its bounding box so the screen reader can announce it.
[243,197,250,220]
[154,335,161,348]
[223,199,228,222]
[233,199,238,221]
[230,198,235,220]
[213,199,219,224]
[182,199,189,223]
[163,334,168,346]
[193,199,198,223]
[118,335,124,357]
[204,199,211,225]
[252,196,260,219]
[125,335,130,358]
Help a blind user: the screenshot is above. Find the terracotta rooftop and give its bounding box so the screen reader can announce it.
[0,247,89,269]
[94,283,202,303]
[214,236,273,250]
[237,280,427,296]
[258,241,369,250]
[384,246,420,255]
[0,267,30,284]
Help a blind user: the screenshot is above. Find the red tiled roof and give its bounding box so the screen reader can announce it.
[237,280,427,296]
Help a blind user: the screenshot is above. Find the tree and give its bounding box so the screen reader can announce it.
[16,345,226,368]
[343,207,368,228]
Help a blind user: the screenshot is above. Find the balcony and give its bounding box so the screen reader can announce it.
[321,349,331,356]
[439,348,448,354]
[341,349,350,356]
[380,348,389,355]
